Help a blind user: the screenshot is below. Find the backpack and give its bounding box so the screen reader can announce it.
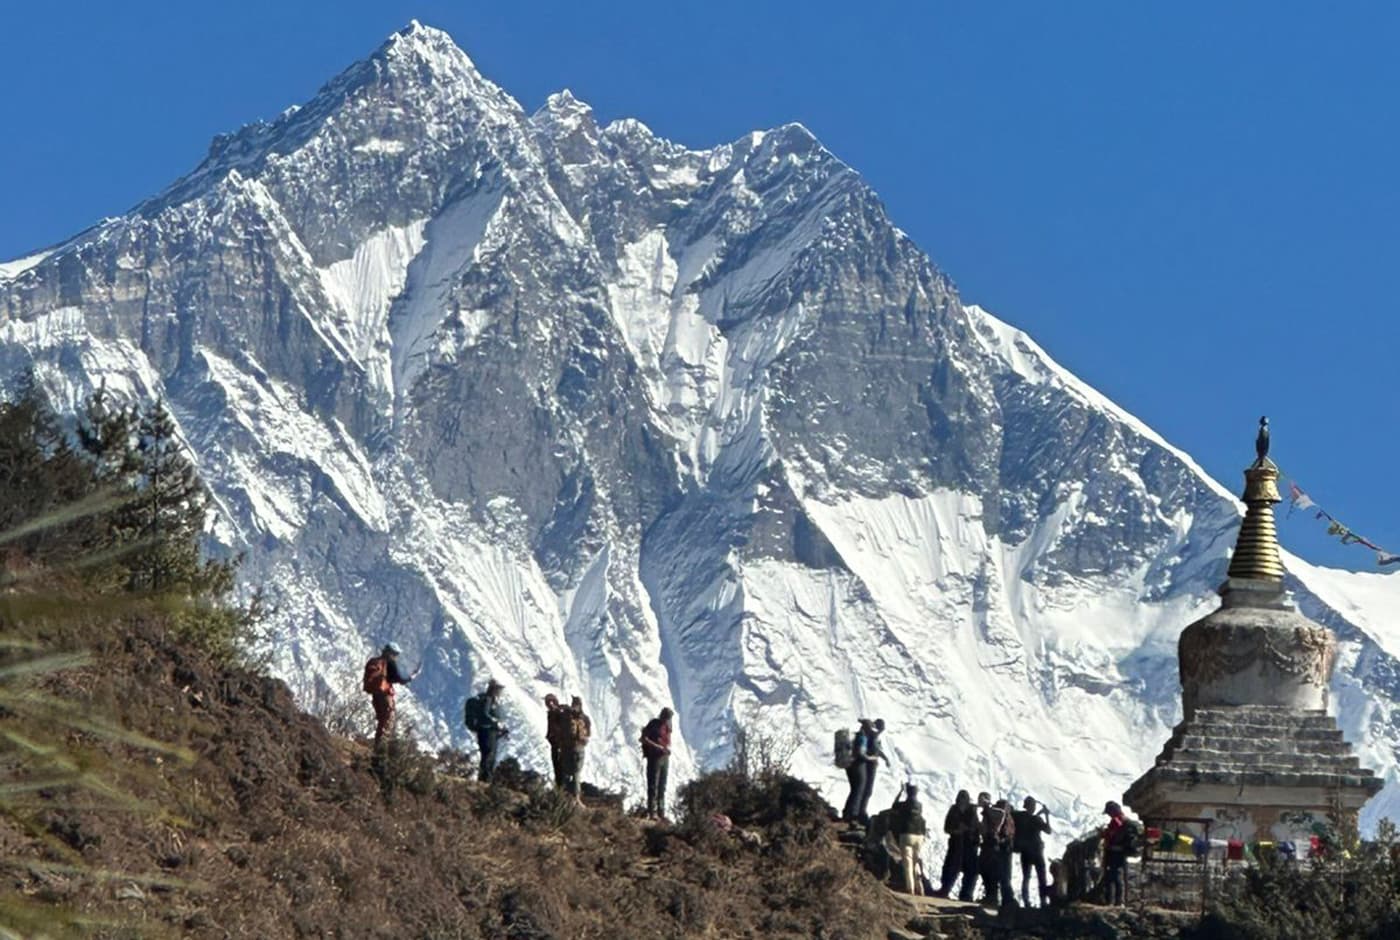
[893,800,926,836]
[833,729,853,768]
[570,711,590,745]
[1122,819,1143,857]
[464,693,488,732]
[362,656,389,695]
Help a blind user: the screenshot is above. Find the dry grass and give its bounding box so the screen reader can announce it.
[1,600,905,939]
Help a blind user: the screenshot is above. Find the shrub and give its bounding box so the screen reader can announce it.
[1187,822,1400,940]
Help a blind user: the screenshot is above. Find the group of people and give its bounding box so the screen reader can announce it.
[926,790,1054,909]
[868,786,1136,910]
[835,716,1136,910]
[361,644,675,816]
[367,649,1136,908]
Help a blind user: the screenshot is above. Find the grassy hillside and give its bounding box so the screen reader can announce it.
[0,590,901,939]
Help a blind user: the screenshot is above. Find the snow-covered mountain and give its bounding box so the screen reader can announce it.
[3,21,1395,844]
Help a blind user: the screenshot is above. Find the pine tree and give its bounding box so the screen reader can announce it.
[71,385,143,584]
[0,377,98,564]
[75,384,141,485]
[129,400,212,594]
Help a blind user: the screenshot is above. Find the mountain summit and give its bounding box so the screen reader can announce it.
[1,23,1395,842]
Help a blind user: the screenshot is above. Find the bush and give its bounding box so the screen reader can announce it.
[1187,823,1400,940]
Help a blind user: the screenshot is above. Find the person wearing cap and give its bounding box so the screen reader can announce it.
[1101,801,1130,906]
[365,642,419,747]
[465,680,508,782]
[640,707,674,820]
[1012,796,1052,907]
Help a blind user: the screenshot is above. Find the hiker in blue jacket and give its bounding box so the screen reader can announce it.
[841,719,889,825]
[464,679,507,781]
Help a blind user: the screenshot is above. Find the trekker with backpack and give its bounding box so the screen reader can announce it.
[563,695,591,805]
[888,784,928,895]
[934,789,979,899]
[1012,796,1052,907]
[842,719,889,826]
[979,796,1017,909]
[859,718,889,823]
[544,693,569,787]
[1101,800,1136,906]
[841,719,873,824]
[640,707,673,820]
[363,642,419,747]
[464,680,507,782]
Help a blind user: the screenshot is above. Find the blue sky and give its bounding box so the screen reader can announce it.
[3,1,1397,570]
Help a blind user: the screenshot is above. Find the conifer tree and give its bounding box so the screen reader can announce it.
[129,400,216,594]
[0,377,94,562]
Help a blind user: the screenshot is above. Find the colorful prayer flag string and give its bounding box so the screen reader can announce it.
[1279,469,1400,568]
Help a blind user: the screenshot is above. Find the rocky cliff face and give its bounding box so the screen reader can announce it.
[2,21,1395,842]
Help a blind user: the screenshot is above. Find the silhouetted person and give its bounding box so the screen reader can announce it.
[1013,796,1052,907]
[980,796,1017,909]
[936,789,979,899]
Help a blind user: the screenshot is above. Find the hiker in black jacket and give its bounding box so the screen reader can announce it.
[934,789,979,899]
[889,785,928,895]
[1012,796,1052,907]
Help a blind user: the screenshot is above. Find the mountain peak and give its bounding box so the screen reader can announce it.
[380,19,478,75]
[543,89,592,117]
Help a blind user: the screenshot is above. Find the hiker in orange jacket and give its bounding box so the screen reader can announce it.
[364,642,419,746]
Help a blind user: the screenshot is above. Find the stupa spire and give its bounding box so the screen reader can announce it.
[1226,416,1285,583]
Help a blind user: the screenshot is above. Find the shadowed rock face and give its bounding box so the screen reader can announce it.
[2,22,1397,843]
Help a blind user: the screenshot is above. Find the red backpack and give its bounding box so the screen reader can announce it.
[363,656,390,695]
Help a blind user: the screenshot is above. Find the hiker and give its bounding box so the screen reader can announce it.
[973,792,995,904]
[934,789,979,899]
[363,642,419,747]
[464,679,507,782]
[1013,796,1052,907]
[1101,801,1132,906]
[841,719,872,823]
[842,719,888,826]
[544,693,569,787]
[979,796,1017,909]
[859,718,888,823]
[888,784,928,895]
[562,695,591,804]
[641,707,673,820]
